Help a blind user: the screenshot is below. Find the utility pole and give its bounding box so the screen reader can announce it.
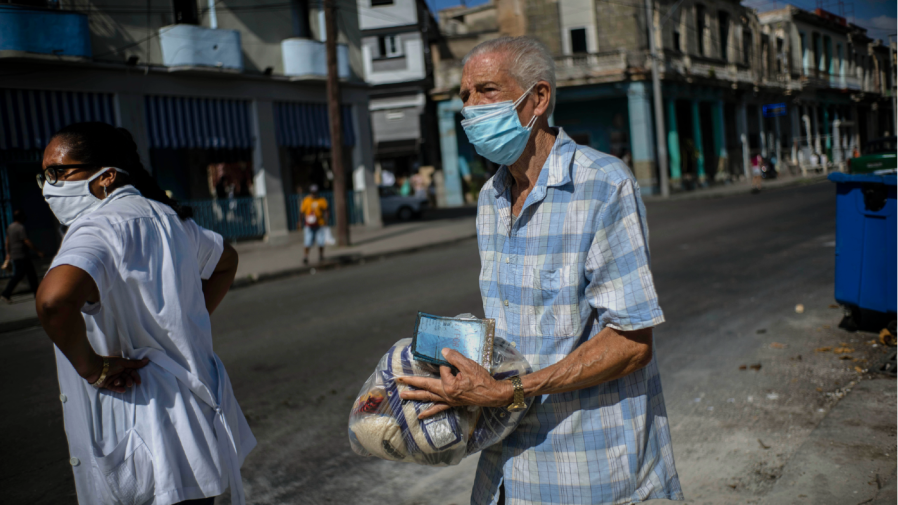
[324,0,349,246]
[889,33,898,137]
[644,0,670,197]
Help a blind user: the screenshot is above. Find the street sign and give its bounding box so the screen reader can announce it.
[763,103,787,118]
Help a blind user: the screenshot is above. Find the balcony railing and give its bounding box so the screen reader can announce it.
[0,5,90,58]
[159,24,243,71]
[554,51,628,82]
[282,38,350,79]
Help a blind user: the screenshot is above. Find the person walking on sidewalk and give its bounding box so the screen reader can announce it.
[35,122,255,505]
[301,184,328,265]
[1,210,44,303]
[751,153,764,193]
[398,37,682,505]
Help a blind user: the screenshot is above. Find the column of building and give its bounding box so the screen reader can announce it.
[690,100,705,184]
[711,100,727,181]
[251,100,291,243]
[436,99,465,207]
[627,82,658,193]
[666,98,682,187]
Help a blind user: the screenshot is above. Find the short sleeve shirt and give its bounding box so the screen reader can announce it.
[472,129,683,505]
[49,186,255,505]
[300,196,329,227]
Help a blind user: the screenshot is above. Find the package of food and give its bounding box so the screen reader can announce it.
[348,336,532,466]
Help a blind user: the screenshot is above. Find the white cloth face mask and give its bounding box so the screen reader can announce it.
[42,167,129,226]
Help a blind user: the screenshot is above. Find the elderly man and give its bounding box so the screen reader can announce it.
[399,36,683,504]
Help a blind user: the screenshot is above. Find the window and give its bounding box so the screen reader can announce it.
[717,11,729,61]
[836,43,843,77]
[377,35,403,58]
[673,28,682,52]
[776,37,784,73]
[570,28,588,54]
[172,0,199,25]
[823,36,832,74]
[811,32,820,75]
[371,0,394,6]
[742,29,752,66]
[695,5,706,56]
[800,32,808,74]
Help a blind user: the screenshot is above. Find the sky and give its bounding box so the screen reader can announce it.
[424,0,896,43]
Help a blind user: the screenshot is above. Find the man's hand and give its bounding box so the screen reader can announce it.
[397,348,513,420]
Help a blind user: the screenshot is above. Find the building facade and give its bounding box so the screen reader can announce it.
[0,0,381,264]
[430,0,895,197]
[356,0,444,205]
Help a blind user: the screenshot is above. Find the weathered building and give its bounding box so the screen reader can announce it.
[431,0,895,197]
[356,0,442,201]
[0,0,380,261]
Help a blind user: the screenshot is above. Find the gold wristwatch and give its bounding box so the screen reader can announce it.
[506,375,527,412]
[90,358,110,389]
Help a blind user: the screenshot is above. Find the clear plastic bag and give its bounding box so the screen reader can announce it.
[348,336,533,466]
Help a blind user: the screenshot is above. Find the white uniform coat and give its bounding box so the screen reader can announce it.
[50,186,256,505]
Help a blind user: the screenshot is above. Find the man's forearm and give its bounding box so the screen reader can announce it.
[518,326,653,399]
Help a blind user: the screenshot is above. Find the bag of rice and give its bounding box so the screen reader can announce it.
[348,336,532,466]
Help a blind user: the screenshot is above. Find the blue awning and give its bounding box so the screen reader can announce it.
[0,88,116,151]
[145,95,253,150]
[274,102,355,148]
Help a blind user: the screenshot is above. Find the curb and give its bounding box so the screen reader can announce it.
[230,232,478,289]
[646,175,829,202]
[0,234,479,333]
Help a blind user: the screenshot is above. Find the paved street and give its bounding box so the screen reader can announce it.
[2,181,895,504]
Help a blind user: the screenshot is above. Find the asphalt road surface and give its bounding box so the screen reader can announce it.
[4,181,870,504]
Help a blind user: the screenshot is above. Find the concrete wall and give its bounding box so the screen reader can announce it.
[523,0,561,55]
[357,0,418,30]
[57,0,363,79]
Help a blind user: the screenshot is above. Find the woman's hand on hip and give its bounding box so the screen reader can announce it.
[86,357,150,393]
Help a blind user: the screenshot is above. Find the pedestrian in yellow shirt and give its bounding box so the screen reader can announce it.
[301,184,328,264]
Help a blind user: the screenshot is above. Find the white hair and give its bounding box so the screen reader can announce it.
[463,36,557,116]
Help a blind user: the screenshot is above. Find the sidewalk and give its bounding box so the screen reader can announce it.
[231,214,477,287]
[645,172,830,201]
[0,213,477,333]
[761,376,896,505]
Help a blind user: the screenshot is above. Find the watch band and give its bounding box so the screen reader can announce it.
[90,358,110,388]
[507,375,527,411]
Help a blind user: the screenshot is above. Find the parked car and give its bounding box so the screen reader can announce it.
[848,136,897,174]
[379,186,428,221]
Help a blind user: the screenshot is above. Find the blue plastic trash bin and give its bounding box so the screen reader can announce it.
[828,172,897,317]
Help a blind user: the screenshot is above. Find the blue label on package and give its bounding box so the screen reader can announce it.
[411,312,495,369]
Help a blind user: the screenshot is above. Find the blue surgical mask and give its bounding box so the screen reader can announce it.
[460,85,538,166]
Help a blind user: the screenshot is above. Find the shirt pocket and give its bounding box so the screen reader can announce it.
[531,265,581,338]
[93,429,155,505]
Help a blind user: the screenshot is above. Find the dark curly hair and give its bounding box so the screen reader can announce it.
[49,122,192,220]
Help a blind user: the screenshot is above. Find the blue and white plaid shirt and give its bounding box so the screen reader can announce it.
[472,129,683,505]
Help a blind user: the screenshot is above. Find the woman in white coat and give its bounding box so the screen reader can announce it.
[36,122,255,505]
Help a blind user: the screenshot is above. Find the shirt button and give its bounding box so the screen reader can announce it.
[70,457,80,467]
[504,300,509,307]
[59,394,67,403]
[505,257,509,263]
